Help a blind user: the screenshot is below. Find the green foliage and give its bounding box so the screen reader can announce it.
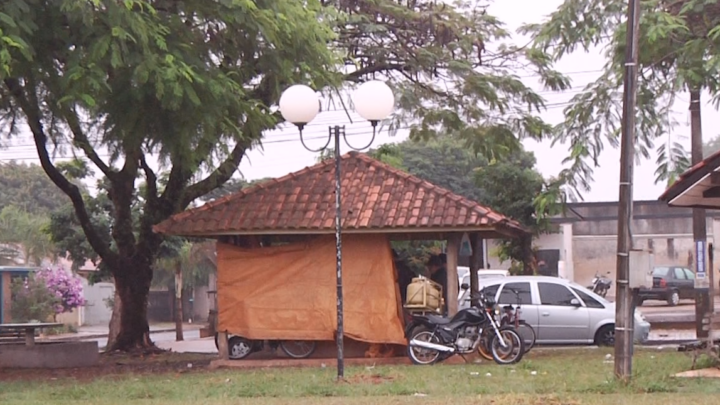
[10,273,58,323]
[523,0,720,195]
[331,1,571,156]
[474,151,550,266]
[153,237,215,290]
[0,205,54,265]
[0,162,69,215]
[370,138,554,267]
[370,137,488,202]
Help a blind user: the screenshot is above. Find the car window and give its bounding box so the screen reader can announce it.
[538,282,577,306]
[652,267,670,277]
[497,282,533,305]
[572,287,605,309]
[683,269,696,280]
[673,268,686,279]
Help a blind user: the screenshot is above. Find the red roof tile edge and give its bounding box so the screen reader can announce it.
[659,148,720,202]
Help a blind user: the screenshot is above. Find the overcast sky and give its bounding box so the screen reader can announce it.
[1,0,718,203]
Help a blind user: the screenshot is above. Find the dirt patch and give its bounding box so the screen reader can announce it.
[344,374,396,384]
[0,351,215,383]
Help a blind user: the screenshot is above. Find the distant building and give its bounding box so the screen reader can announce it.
[486,200,720,295]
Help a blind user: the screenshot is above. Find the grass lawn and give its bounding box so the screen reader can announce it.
[2,347,720,404]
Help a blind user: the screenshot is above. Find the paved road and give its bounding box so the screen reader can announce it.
[637,299,720,324]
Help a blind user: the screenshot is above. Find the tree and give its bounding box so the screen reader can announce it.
[370,138,553,272]
[474,151,548,272]
[522,0,720,194]
[1,0,569,351]
[0,162,69,215]
[154,237,216,341]
[0,205,55,265]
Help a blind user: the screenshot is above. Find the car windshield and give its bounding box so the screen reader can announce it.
[652,267,670,277]
[567,281,610,304]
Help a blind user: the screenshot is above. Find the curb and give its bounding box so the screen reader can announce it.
[46,327,188,342]
[648,321,696,330]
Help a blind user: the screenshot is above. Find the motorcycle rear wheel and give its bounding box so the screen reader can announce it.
[490,327,525,365]
[280,340,317,359]
[407,327,443,365]
[477,333,494,361]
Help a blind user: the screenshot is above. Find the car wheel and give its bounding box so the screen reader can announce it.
[667,290,680,307]
[228,336,254,360]
[595,325,615,347]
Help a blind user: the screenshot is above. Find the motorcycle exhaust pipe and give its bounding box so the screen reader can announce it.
[408,339,455,353]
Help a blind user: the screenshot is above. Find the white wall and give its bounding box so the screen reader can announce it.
[81,279,115,326]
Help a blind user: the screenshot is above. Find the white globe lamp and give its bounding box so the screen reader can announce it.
[351,80,395,125]
[278,84,320,129]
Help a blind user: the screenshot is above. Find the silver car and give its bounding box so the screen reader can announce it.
[458,276,650,345]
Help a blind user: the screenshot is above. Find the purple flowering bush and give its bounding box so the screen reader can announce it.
[35,267,86,314]
[10,267,86,322]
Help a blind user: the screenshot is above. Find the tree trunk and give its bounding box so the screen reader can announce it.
[105,288,122,350]
[175,262,184,342]
[521,235,536,275]
[108,261,154,351]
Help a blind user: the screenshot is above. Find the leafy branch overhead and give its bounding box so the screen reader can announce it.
[522,0,720,196]
[327,0,572,159]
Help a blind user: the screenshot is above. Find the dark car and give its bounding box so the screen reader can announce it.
[638,266,696,307]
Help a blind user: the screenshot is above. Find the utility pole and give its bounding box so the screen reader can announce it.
[614,0,640,381]
[689,89,711,339]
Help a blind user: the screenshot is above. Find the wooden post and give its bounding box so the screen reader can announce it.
[446,235,460,316]
[25,327,34,347]
[217,331,229,360]
[175,262,184,342]
[469,233,482,307]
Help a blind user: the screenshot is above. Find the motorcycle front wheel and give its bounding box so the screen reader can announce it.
[490,327,525,365]
[407,326,443,365]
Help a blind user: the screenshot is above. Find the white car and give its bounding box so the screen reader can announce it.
[458,276,650,346]
[456,267,509,299]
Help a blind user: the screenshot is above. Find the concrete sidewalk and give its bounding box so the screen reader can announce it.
[46,322,203,342]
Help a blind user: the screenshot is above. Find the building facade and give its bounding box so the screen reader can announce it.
[486,200,720,296]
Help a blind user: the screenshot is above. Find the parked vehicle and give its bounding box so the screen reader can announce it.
[457,268,509,299]
[458,276,650,346]
[406,290,525,365]
[638,266,696,307]
[587,271,612,297]
[214,334,317,360]
[498,287,537,353]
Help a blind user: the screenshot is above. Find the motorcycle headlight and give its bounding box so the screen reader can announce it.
[494,308,501,316]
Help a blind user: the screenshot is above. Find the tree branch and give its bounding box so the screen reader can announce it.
[344,63,410,82]
[181,139,250,207]
[43,64,116,179]
[3,78,120,267]
[140,152,158,205]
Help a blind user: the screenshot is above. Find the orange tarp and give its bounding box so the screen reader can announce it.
[216,234,406,345]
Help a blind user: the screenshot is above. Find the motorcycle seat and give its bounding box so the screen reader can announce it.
[426,314,451,325]
[502,304,514,311]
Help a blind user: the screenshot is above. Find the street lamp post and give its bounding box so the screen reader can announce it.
[279,81,395,380]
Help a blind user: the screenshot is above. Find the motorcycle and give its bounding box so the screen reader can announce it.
[587,271,612,297]
[405,290,525,365]
[214,334,317,360]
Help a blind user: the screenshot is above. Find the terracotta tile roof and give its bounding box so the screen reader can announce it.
[659,149,720,202]
[153,152,528,237]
